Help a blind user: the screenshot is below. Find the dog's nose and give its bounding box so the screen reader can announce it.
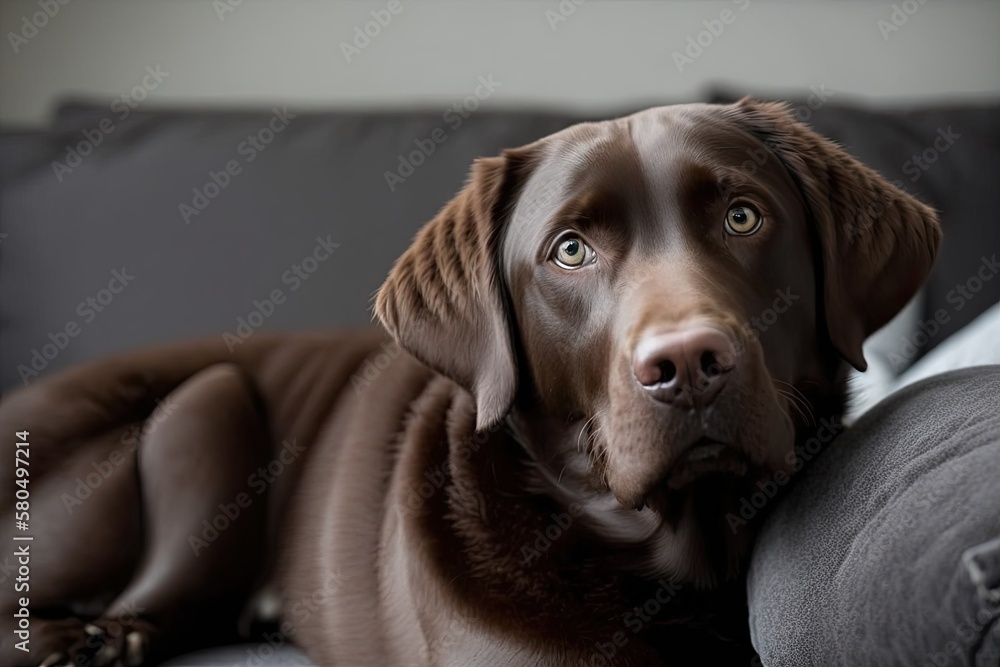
[633,327,735,408]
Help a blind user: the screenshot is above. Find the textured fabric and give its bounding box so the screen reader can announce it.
[748,366,1000,666]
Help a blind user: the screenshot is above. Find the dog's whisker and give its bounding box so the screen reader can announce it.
[784,392,814,427]
[576,410,606,453]
[772,386,804,427]
[782,381,815,413]
[776,379,814,410]
[557,463,569,484]
[776,393,795,425]
[773,380,816,426]
[781,393,806,425]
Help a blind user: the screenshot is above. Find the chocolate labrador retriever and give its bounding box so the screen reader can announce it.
[0,99,939,666]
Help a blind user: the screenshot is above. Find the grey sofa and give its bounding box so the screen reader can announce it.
[2,93,998,665]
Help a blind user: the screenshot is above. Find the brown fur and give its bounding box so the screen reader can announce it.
[0,100,939,666]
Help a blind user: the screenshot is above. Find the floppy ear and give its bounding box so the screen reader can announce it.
[727,98,942,371]
[375,147,537,430]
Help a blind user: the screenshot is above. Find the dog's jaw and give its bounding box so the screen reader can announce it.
[512,409,784,588]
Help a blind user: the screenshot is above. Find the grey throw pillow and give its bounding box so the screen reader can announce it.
[748,366,1000,666]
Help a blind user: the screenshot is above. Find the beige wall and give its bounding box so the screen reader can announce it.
[2,0,999,128]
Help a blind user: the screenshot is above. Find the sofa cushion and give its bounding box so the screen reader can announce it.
[0,104,587,391]
[748,366,1000,666]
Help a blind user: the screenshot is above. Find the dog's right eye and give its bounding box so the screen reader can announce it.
[552,235,596,269]
[724,205,762,236]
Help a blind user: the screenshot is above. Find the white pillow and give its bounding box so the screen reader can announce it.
[895,300,1000,391]
[845,293,923,423]
[848,299,1000,422]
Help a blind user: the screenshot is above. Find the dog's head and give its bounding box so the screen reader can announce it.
[376,100,940,585]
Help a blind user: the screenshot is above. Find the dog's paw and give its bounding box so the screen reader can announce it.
[9,617,83,667]
[35,616,156,667]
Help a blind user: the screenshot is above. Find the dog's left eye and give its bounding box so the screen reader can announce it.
[724,205,762,236]
[552,235,596,269]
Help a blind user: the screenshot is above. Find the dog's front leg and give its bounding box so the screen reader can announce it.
[21,363,271,667]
